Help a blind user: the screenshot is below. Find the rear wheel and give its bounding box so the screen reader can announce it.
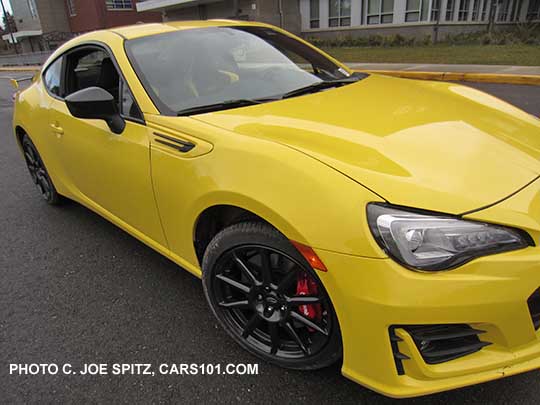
[21,134,62,205]
[202,222,342,370]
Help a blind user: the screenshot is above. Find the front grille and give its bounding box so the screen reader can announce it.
[527,289,540,330]
[390,324,491,371]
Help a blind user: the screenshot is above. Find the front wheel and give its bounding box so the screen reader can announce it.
[202,222,342,370]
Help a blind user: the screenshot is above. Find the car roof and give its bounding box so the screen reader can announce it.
[109,20,270,40]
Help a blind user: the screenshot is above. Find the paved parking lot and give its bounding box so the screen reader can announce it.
[1,75,539,403]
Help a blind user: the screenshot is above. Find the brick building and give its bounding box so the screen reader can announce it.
[66,0,161,33]
[2,0,71,52]
[2,0,162,52]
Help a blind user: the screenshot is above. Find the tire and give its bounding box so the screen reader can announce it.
[20,133,62,205]
[202,221,342,370]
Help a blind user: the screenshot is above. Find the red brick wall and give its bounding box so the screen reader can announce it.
[67,0,162,33]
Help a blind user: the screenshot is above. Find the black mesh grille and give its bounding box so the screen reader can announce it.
[527,289,540,330]
[390,324,491,369]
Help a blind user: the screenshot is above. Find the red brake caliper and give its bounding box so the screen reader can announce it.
[296,271,322,331]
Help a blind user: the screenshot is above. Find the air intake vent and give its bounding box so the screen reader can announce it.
[527,289,540,330]
[389,327,409,375]
[401,324,491,365]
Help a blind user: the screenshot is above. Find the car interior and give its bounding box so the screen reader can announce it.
[64,48,140,120]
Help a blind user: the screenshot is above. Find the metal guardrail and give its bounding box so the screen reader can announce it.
[0,51,52,67]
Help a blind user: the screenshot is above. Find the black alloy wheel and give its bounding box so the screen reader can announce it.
[203,222,342,370]
[21,134,62,205]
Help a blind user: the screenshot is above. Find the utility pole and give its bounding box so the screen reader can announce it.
[433,0,442,44]
[487,0,498,34]
[0,0,17,54]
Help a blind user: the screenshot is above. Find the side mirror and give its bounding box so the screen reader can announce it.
[65,87,126,134]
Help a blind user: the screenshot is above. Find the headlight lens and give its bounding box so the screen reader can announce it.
[367,203,531,271]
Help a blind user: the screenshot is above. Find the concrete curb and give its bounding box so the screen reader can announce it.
[357,70,540,85]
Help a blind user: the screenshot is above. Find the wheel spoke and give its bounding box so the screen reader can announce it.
[216,274,250,294]
[287,296,321,305]
[269,323,280,354]
[36,176,46,193]
[218,300,250,309]
[259,248,272,285]
[290,311,328,336]
[284,321,309,355]
[276,269,297,294]
[233,252,260,286]
[24,151,36,165]
[214,245,332,360]
[36,174,50,197]
[242,314,261,338]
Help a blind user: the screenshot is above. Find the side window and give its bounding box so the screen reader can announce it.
[65,49,119,102]
[120,79,143,120]
[43,57,63,97]
[64,46,142,121]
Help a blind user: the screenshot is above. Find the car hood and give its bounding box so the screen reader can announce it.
[192,74,540,215]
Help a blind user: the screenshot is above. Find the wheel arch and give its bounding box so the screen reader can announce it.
[192,200,305,267]
[14,125,28,147]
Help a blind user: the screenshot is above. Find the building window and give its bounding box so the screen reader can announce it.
[497,0,510,21]
[471,0,480,20]
[310,0,320,28]
[430,0,440,21]
[329,0,351,27]
[509,0,519,20]
[67,0,76,16]
[405,0,430,21]
[458,0,470,20]
[367,0,394,24]
[445,0,455,20]
[481,0,488,19]
[27,0,38,19]
[106,0,133,10]
[528,0,540,20]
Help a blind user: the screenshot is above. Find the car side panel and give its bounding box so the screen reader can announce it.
[146,115,387,273]
[13,79,74,198]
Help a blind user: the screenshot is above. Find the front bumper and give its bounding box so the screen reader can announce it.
[315,246,540,398]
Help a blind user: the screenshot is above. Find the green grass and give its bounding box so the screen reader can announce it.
[320,44,540,66]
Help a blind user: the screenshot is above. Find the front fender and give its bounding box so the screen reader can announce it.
[147,116,387,270]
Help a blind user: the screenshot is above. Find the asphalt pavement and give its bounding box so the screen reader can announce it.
[1,75,539,404]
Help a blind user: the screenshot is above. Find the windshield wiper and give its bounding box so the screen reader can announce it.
[177,99,266,116]
[280,75,366,100]
[176,74,367,116]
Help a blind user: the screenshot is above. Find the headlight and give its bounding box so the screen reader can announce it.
[367,203,531,271]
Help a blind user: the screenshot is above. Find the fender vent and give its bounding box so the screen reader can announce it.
[397,324,491,366]
[527,289,540,330]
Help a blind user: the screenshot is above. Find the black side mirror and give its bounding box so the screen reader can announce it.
[65,87,126,134]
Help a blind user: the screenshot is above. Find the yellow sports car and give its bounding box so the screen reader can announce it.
[12,20,540,398]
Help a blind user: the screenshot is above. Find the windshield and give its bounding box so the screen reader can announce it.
[125,26,352,115]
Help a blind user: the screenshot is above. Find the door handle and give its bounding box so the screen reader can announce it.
[50,123,64,135]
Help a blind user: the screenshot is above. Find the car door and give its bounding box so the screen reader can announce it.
[47,45,167,247]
